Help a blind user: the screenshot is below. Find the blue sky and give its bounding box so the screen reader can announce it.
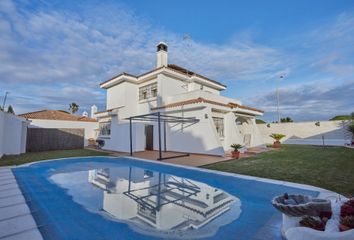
[0,0,353,122]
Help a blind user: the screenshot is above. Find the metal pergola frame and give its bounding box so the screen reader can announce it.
[127,112,199,160]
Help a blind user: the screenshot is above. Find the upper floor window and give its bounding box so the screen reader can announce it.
[213,117,224,138]
[139,83,157,100]
[99,121,111,136]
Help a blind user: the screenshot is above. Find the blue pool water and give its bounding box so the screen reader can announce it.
[13,157,318,240]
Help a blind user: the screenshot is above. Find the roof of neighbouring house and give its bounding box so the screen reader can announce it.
[151,97,264,113]
[19,110,97,122]
[100,64,226,88]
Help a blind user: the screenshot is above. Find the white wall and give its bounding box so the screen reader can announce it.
[28,119,99,146]
[153,107,225,156]
[258,120,352,146]
[101,120,146,152]
[0,111,28,157]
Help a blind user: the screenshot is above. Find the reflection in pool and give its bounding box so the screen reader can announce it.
[50,166,241,238]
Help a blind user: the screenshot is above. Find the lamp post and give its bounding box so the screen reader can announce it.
[276,76,283,123]
[2,91,9,110]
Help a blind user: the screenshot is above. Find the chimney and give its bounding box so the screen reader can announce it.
[91,105,97,119]
[156,42,168,68]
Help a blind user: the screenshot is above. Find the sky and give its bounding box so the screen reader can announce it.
[0,0,353,122]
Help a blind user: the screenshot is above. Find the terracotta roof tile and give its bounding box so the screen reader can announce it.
[19,110,97,122]
[151,97,264,113]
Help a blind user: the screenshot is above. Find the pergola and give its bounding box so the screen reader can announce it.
[128,112,199,160]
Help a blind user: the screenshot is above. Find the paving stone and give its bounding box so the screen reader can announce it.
[0,183,18,192]
[0,188,22,199]
[0,214,37,238]
[0,203,30,221]
[1,229,43,240]
[0,195,25,208]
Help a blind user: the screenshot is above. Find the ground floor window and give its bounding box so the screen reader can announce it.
[99,121,111,136]
[212,117,224,138]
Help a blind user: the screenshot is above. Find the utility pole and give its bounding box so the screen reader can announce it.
[2,91,9,110]
[276,76,283,123]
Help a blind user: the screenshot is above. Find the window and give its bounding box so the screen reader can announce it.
[139,83,158,100]
[99,121,111,136]
[213,117,224,138]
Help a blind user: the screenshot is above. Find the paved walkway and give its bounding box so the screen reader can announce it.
[0,167,42,240]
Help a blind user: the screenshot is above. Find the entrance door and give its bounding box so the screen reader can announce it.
[145,125,154,150]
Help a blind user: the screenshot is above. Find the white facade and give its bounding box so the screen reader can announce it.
[0,111,28,158]
[96,43,264,156]
[28,119,99,146]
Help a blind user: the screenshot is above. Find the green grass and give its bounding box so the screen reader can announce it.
[0,149,111,167]
[204,145,354,197]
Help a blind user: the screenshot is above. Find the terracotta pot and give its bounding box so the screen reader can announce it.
[339,224,352,232]
[273,140,281,148]
[231,151,240,159]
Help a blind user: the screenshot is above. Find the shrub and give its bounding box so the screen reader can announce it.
[230,144,243,151]
[269,133,286,141]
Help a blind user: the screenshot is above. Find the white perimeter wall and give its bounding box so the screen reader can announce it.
[28,119,99,146]
[0,112,28,157]
[258,120,352,146]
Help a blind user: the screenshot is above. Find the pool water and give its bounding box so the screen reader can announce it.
[13,157,318,240]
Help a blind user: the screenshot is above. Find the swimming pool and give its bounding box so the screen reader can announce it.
[13,157,318,240]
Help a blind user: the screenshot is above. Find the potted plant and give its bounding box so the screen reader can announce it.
[299,216,325,231]
[269,133,286,148]
[340,216,354,232]
[230,144,243,159]
[348,124,354,145]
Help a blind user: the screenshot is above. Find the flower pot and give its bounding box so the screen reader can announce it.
[273,140,281,148]
[232,151,240,159]
[339,224,352,232]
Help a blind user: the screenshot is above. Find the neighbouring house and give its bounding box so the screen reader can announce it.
[0,111,29,158]
[19,110,99,147]
[96,42,264,156]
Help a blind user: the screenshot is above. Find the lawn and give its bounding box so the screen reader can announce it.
[0,149,111,167]
[204,145,354,197]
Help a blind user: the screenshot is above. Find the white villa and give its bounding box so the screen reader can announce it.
[95,42,264,156]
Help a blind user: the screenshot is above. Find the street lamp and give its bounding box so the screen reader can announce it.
[2,91,9,110]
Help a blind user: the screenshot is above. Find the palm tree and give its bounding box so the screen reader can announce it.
[69,102,79,114]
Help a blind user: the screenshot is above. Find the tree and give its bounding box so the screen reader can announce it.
[69,102,79,114]
[256,119,266,124]
[7,105,14,114]
[280,117,293,123]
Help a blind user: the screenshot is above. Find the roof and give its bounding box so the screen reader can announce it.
[151,97,264,113]
[100,64,226,88]
[19,110,97,122]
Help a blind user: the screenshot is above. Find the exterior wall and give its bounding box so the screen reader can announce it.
[258,120,352,146]
[153,107,225,156]
[238,118,265,147]
[28,119,99,146]
[100,118,145,152]
[0,111,28,157]
[158,73,187,106]
[188,82,221,95]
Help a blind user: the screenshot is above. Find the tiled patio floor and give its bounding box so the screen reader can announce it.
[109,150,233,167]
